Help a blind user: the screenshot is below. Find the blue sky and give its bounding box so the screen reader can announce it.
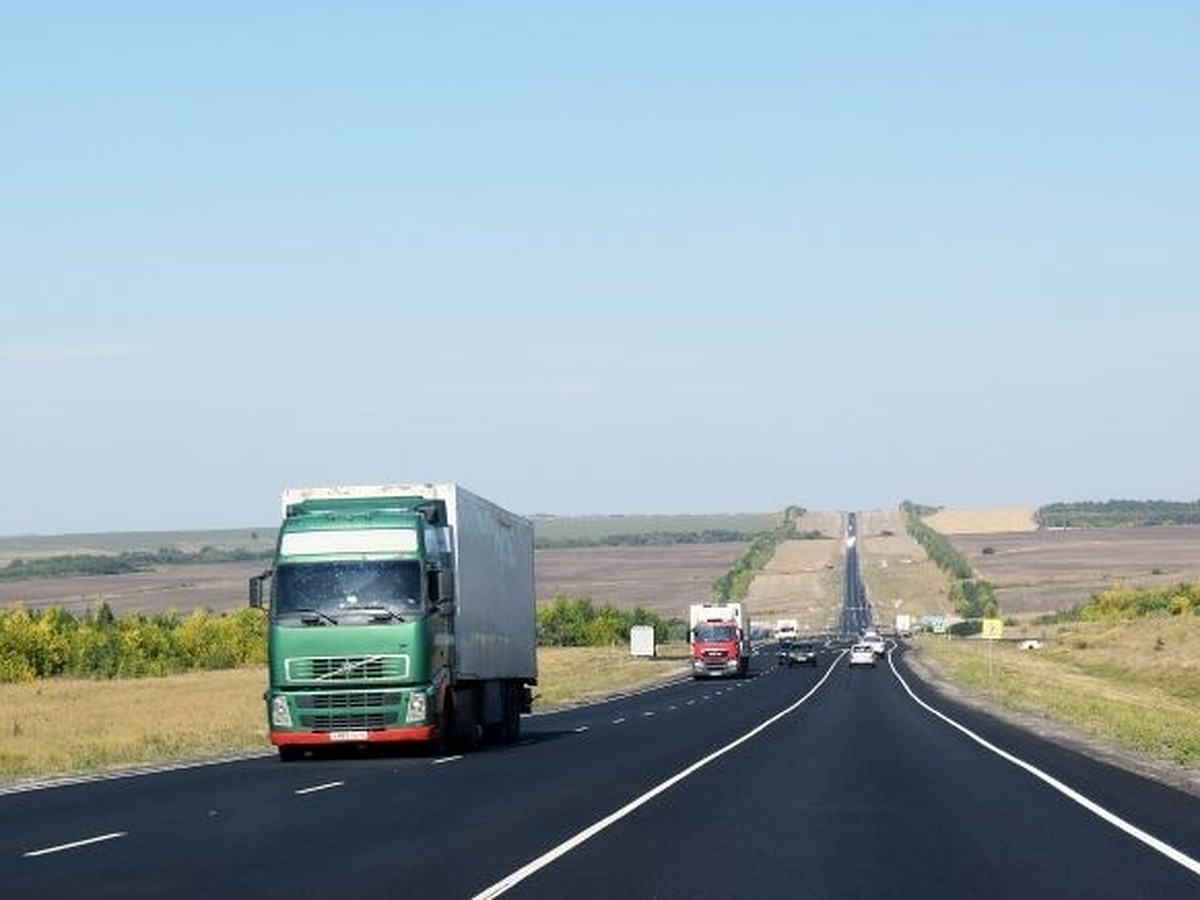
[2,2,1198,535]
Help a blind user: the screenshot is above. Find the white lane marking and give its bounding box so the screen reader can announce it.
[0,752,276,797]
[611,717,625,725]
[642,711,655,718]
[23,831,127,858]
[574,726,589,734]
[472,660,840,899]
[432,755,463,765]
[889,652,1200,878]
[294,780,345,795]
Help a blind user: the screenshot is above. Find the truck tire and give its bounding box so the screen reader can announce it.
[501,682,522,743]
[278,745,303,762]
[435,696,458,756]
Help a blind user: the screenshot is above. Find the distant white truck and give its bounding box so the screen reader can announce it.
[894,614,912,637]
[775,618,799,640]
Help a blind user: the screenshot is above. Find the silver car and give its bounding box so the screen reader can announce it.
[848,644,876,667]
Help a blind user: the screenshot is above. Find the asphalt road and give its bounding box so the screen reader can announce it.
[4,646,1200,899]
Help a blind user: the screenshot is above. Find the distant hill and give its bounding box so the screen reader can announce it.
[0,513,788,566]
[530,512,782,547]
[0,529,275,565]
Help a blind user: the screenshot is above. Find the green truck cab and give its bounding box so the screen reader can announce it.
[250,483,536,760]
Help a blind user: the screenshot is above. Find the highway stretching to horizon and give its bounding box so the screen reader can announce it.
[3,515,1200,898]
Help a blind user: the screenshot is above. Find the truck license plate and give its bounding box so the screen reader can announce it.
[328,730,369,742]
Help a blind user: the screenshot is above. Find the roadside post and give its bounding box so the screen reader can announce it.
[981,617,1004,678]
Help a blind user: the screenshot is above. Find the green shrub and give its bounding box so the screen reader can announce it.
[0,603,266,682]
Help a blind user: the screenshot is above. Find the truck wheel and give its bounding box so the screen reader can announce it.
[278,745,303,762]
[436,697,458,756]
[483,683,520,745]
[501,683,522,743]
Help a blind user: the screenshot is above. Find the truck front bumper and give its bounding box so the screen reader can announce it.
[692,660,741,677]
[271,725,436,747]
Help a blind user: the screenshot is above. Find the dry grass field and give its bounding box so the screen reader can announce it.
[951,525,1200,615]
[742,537,843,632]
[924,506,1039,534]
[856,508,955,622]
[0,561,261,617]
[535,544,748,618]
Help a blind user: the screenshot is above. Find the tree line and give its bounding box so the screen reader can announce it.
[1036,499,1200,528]
[0,546,271,581]
[534,529,759,549]
[901,501,998,619]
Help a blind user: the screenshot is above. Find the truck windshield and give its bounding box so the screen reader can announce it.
[693,624,737,642]
[272,559,423,621]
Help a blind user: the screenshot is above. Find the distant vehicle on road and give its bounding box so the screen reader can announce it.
[778,640,818,668]
[861,629,886,657]
[848,644,876,667]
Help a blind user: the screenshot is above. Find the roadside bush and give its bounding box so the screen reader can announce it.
[536,595,670,647]
[1072,583,1200,621]
[0,603,266,682]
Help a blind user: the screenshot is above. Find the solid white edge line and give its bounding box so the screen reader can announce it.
[888,650,1200,878]
[471,653,845,899]
[23,831,127,858]
[294,781,345,795]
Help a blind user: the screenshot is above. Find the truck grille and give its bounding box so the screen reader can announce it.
[300,711,399,730]
[293,691,405,731]
[285,654,409,682]
[297,692,401,710]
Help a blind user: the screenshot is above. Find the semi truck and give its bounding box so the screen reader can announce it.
[249,483,536,759]
[689,602,751,678]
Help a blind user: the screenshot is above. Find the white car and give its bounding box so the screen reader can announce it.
[848,644,876,667]
[861,631,887,657]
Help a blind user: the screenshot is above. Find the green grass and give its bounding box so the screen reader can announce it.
[913,617,1200,767]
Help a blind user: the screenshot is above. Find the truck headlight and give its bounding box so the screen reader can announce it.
[406,692,427,724]
[271,695,293,728]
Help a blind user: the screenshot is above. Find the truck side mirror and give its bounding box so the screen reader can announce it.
[426,568,454,607]
[249,570,272,609]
